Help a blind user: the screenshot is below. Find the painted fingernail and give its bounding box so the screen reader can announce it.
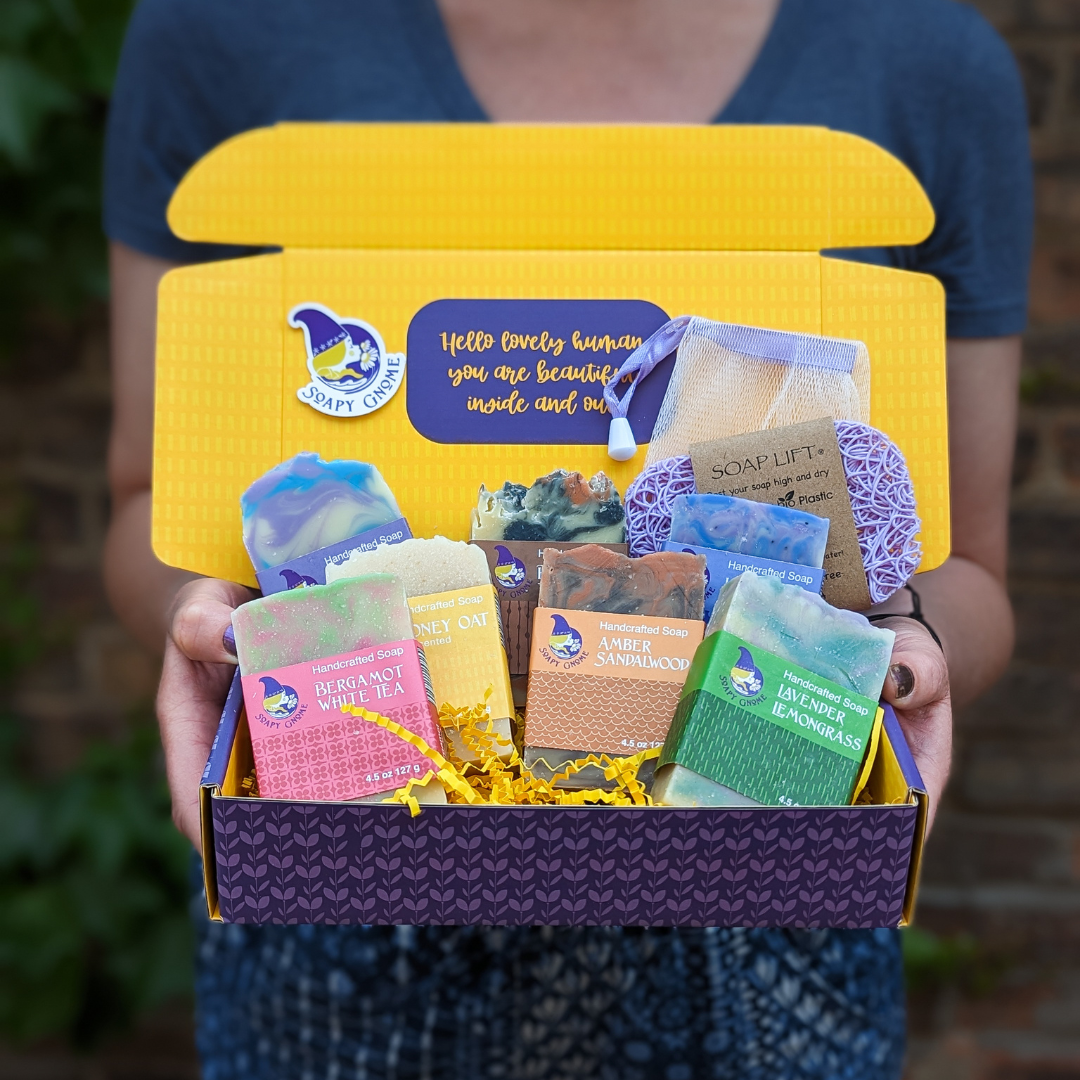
[890,663,914,700]
[223,624,237,656]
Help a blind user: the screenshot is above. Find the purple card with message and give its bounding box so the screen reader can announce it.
[406,299,671,444]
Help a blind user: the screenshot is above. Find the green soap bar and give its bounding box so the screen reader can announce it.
[658,684,870,806]
[652,763,761,807]
[233,573,412,674]
[706,571,894,699]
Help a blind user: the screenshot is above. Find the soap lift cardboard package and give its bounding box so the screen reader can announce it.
[153,124,944,926]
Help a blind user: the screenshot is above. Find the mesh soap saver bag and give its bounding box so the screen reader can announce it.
[603,316,871,465]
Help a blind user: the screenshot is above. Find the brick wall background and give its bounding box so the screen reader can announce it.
[2,2,1079,1076]
[904,3,1080,1076]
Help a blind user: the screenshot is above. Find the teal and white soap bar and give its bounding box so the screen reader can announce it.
[653,571,894,808]
[704,570,893,698]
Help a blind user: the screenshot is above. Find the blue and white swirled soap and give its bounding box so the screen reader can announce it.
[668,493,829,569]
[242,453,404,573]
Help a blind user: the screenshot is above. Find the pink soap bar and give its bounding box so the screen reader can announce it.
[234,575,442,802]
[241,639,441,802]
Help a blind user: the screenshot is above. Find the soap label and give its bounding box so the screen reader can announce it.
[257,517,412,595]
[690,417,871,610]
[659,541,823,620]
[406,299,670,444]
[407,584,513,722]
[289,302,406,419]
[529,608,703,681]
[525,608,703,755]
[241,638,441,802]
[469,540,628,675]
[660,630,879,806]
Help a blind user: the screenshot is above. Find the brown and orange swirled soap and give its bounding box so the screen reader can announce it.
[537,545,706,620]
[524,545,706,787]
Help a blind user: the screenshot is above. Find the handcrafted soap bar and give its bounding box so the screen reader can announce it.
[651,764,761,807]
[470,539,628,682]
[705,570,893,698]
[654,571,894,808]
[327,538,514,761]
[233,574,445,803]
[526,545,706,787]
[660,540,823,621]
[538,545,706,621]
[326,536,489,595]
[472,470,625,543]
[242,453,404,572]
[669,494,829,569]
[524,607,703,785]
[234,574,413,673]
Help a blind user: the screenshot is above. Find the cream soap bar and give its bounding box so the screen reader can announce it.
[328,538,515,761]
[472,470,625,543]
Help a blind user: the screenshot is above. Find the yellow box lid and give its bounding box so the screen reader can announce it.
[154,123,946,587]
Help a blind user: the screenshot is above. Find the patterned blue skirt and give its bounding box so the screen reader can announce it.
[194,908,905,1080]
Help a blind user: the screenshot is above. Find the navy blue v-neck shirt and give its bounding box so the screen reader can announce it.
[104,0,1032,338]
[104,3,1032,1076]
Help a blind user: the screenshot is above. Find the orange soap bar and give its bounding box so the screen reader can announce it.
[538,545,707,621]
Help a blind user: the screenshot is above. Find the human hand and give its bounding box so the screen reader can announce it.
[877,617,952,834]
[158,577,256,849]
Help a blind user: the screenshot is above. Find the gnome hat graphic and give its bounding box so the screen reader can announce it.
[548,613,583,658]
[289,306,349,359]
[494,544,526,586]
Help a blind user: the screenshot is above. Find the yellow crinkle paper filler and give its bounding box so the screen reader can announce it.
[342,689,658,817]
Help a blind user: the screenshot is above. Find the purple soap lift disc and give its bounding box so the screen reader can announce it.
[624,422,922,604]
[623,455,697,558]
[834,420,922,603]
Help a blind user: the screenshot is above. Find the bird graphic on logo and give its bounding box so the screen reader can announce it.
[259,675,300,719]
[289,304,383,395]
[730,647,764,697]
[548,614,583,660]
[493,545,527,589]
[279,569,318,590]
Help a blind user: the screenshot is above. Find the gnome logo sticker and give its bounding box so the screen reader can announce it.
[493,545,527,590]
[290,302,405,418]
[547,614,583,660]
[259,676,300,719]
[729,647,764,697]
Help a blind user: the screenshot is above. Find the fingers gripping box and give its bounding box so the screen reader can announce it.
[153,123,944,926]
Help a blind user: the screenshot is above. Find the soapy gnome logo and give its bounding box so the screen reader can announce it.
[493,545,527,590]
[279,569,318,590]
[290,302,405,418]
[259,675,300,719]
[547,614,583,660]
[729,647,764,697]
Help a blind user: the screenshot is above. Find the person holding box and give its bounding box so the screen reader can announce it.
[103,0,1031,1076]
